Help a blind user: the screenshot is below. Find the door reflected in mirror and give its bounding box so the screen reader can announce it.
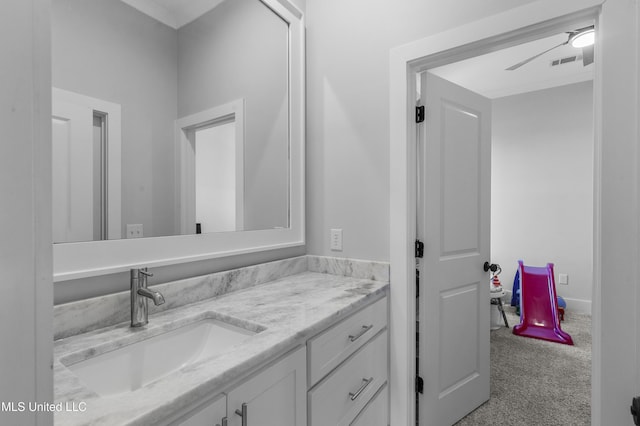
[51,0,290,243]
[195,120,240,234]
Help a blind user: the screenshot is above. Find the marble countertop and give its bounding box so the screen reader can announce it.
[54,271,388,425]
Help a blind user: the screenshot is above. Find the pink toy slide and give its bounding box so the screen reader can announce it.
[512,260,573,345]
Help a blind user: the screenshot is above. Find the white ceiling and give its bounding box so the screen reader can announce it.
[429,30,595,99]
[120,0,226,29]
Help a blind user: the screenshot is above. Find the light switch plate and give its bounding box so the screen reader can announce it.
[558,273,569,285]
[330,228,343,251]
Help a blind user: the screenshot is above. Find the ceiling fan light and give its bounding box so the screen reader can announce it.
[571,29,595,48]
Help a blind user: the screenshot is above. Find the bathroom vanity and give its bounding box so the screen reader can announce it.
[53,257,389,426]
[49,2,390,424]
[175,296,388,426]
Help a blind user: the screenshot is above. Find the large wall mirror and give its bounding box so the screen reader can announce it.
[52,0,304,281]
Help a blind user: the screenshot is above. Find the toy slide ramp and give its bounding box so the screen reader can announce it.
[512,260,573,345]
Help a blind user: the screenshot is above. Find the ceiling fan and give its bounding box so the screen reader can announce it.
[505,26,595,71]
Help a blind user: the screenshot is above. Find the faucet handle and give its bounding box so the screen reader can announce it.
[138,268,153,277]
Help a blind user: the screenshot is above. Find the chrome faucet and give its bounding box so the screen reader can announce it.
[131,267,165,327]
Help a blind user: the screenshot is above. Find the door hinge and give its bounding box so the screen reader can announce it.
[415,376,424,394]
[415,239,424,258]
[416,105,425,123]
[631,396,640,425]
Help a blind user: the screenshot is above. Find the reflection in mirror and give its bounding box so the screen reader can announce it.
[52,0,290,243]
[195,120,241,234]
[52,88,122,243]
[176,99,247,234]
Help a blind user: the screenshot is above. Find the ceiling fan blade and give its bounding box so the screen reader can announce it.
[582,44,594,66]
[505,41,568,71]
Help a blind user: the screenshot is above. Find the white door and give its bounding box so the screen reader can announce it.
[194,121,241,233]
[418,72,491,425]
[52,101,94,243]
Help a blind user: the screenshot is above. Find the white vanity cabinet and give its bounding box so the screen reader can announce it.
[173,295,388,426]
[307,296,389,426]
[176,394,227,426]
[173,346,306,426]
[226,346,306,426]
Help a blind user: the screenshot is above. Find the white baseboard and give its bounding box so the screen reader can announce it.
[503,290,592,315]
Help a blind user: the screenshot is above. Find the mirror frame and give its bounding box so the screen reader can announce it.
[53,0,305,281]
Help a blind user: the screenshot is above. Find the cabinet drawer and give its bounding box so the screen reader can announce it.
[350,383,388,426]
[308,330,388,426]
[308,296,387,386]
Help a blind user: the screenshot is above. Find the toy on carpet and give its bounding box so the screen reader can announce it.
[512,260,573,345]
[557,295,566,321]
[511,269,566,321]
[490,264,503,294]
[489,264,509,328]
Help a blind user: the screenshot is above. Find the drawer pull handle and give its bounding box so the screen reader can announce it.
[349,377,374,401]
[349,324,373,342]
[235,403,247,426]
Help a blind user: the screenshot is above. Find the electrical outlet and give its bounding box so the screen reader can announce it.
[126,224,143,239]
[330,228,343,251]
[558,273,569,285]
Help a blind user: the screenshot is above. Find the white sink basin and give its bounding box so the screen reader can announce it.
[65,319,257,396]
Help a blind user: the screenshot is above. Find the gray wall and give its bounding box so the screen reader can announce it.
[305,0,538,261]
[178,0,289,231]
[491,81,594,313]
[52,0,178,238]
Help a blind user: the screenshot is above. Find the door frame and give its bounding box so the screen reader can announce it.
[389,1,604,424]
[175,99,245,235]
[52,87,122,240]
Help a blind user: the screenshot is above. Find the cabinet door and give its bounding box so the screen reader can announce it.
[176,394,227,426]
[226,347,306,426]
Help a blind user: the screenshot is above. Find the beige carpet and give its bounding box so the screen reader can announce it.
[454,307,591,426]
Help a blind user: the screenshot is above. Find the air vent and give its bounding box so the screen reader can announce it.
[550,54,583,67]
